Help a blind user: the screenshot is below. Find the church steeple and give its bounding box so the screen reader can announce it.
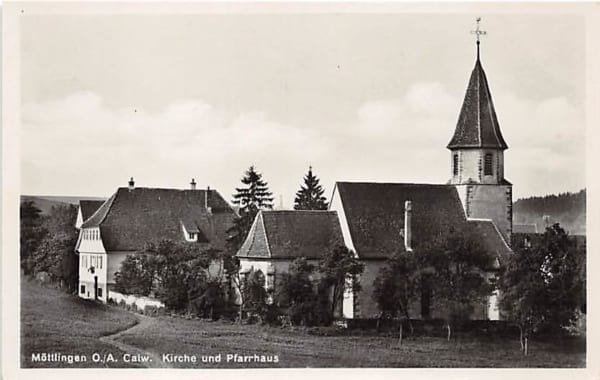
[448,18,509,186]
[449,18,513,244]
[447,59,508,150]
[447,18,507,151]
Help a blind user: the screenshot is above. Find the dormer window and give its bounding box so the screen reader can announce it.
[484,153,493,176]
[181,221,199,242]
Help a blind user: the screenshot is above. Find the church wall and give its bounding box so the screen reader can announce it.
[451,150,481,184]
[450,149,504,185]
[465,184,512,242]
[354,260,383,319]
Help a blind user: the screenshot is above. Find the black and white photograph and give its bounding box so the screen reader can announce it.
[2,1,597,377]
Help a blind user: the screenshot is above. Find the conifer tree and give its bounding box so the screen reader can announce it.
[294,166,328,210]
[226,166,274,253]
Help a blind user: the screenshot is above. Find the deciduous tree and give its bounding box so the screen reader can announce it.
[373,249,420,344]
[318,245,364,318]
[499,223,585,355]
[425,233,496,341]
[20,201,48,274]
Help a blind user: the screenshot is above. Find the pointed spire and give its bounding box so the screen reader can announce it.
[471,17,486,62]
[447,19,507,151]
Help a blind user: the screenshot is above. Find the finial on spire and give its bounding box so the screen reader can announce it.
[471,17,487,60]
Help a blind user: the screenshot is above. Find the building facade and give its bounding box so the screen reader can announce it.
[75,179,236,303]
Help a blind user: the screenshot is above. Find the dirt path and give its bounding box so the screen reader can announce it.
[99,313,170,368]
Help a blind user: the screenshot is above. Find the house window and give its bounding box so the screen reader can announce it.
[484,153,493,176]
[99,256,102,269]
[98,287,103,298]
[80,285,85,294]
[453,154,459,176]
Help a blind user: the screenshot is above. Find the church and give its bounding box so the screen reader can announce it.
[237,22,513,320]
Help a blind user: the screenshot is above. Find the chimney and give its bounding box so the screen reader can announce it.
[128,177,135,191]
[404,200,412,251]
[190,178,197,190]
[205,185,212,213]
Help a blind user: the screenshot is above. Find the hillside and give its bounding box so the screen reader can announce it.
[513,189,586,235]
[21,195,106,215]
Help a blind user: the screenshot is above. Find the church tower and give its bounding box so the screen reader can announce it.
[448,19,512,243]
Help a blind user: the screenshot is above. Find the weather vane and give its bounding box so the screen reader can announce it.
[471,17,487,59]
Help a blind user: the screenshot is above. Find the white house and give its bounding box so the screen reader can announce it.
[75,178,236,303]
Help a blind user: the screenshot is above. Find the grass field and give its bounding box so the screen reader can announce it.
[20,279,141,368]
[115,315,585,368]
[21,280,585,368]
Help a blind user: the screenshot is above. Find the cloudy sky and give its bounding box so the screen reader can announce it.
[20,10,586,206]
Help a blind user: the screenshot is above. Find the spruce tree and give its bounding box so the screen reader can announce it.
[226,166,274,253]
[294,166,328,210]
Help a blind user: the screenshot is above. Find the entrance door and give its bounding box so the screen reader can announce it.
[94,276,98,300]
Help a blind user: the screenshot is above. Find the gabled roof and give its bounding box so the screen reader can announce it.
[334,182,469,258]
[237,210,344,259]
[513,223,538,234]
[81,187,235,251]
[79,200,105,222]
[447,59,508,150]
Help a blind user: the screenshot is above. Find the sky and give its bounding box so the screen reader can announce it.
[20,11,586,206]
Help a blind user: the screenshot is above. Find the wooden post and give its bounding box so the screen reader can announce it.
[398,320,403,346]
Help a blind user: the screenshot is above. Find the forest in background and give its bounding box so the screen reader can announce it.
[513,189,586,235]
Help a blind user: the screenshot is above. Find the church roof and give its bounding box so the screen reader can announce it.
[81,187,235,252]
[513,223,538,234]
[78,200,105,222]
[334,182,513,264]
[467,219,513,265]
[334,182,469,259]
[447,59,508,150]
[237,210,344,259]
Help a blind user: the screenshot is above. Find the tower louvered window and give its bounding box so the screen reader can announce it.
[453,154,459,176]
[484,153,493,176]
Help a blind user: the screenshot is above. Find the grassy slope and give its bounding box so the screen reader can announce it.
[20,279,141,368]
[20,280,585,368]
[117,316,586,368]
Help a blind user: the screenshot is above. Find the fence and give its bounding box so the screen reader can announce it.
[108,290,164,312]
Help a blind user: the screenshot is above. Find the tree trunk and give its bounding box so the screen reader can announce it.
[398,321,403,346]
[519,326,524,354]
[401,305,414,336]
[446,323,452,341]
[524,337,528,356]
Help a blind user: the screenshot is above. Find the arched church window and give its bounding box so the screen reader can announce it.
[484,153,493,176]
[453,154,459,176]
